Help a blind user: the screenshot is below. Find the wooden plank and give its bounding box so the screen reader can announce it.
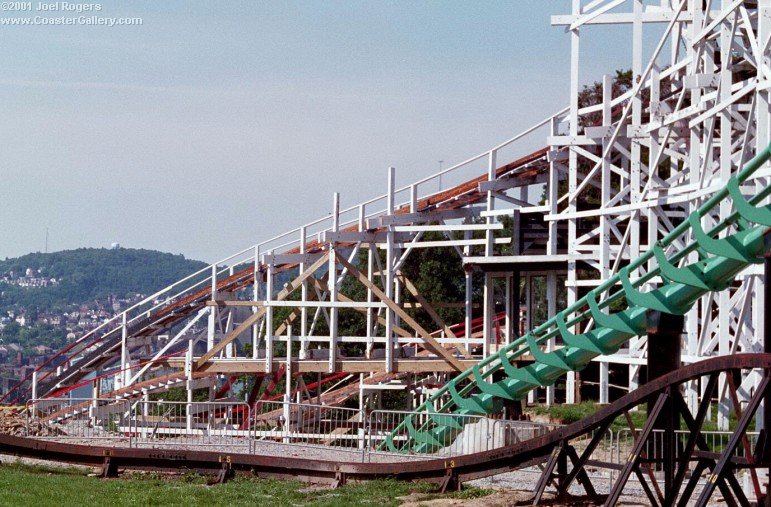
[378,237,511,249]
[393,223,503,232]
[206,300,264,307]
[403,302,471,309]
[372,207,478,228]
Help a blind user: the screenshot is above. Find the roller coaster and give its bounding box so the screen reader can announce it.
[2,2,771,505]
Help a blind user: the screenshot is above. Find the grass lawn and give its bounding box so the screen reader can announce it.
[0,461,490,506]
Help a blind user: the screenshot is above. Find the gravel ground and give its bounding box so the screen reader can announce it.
[468,466,765,506]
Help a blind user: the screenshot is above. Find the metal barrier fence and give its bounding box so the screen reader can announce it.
[130,400,251,451]
[26,398,132,446]
[19,398,583,464]
[25,396,760,487]
[252,400,365,457]
[614,428,760,466]
[492,419,563,447]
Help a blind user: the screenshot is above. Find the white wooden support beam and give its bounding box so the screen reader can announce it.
[599,362,609,404]
[358,204,366,231]
[121,312,129,388]
[380,237,511,249]
[186,337,193,431]
[262,252,325,265]
[547,117,559,257]
[525,274,535,405]
[252,245,260,360]
[552,10,694,26]
[464,224,473,354]
[600,74,612,283]
[265,251,275,373]
[372,207,479,228]
[544,272,558,405]
[385,167,396,373]
[717,2,735,430]
[207,264,218,353]
[283,325,292,443]
[366,244,375,358]
[563,0,581,406]
[299,227,309,360]
[393,223,503,233]
[328,192,340,374]
[322,231,412,244]
[504,274,512,347]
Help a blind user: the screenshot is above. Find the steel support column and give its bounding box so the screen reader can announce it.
[646,309,684,497]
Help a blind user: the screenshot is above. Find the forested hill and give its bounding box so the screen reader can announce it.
[0,248,208,312]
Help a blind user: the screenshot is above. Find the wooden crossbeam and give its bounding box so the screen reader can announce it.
[336,256,466,373]
[196,252,330,368]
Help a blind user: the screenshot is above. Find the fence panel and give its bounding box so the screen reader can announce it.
[614,429,760,466]
[251,401,365,455]
[26,398,132,446]
[491,419,562,448]
[131,400,251,451]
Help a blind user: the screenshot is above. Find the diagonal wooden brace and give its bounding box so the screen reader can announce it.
[336,255,466,374]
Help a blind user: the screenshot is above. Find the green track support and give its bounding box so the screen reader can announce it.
[384,143,771,454]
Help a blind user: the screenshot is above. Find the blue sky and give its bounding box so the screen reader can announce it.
[0,1,645,262]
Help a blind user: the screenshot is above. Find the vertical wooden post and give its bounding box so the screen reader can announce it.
[385,167,395,372]
[328,193,339,373]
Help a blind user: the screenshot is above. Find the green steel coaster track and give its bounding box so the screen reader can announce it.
[384,143,771,454]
